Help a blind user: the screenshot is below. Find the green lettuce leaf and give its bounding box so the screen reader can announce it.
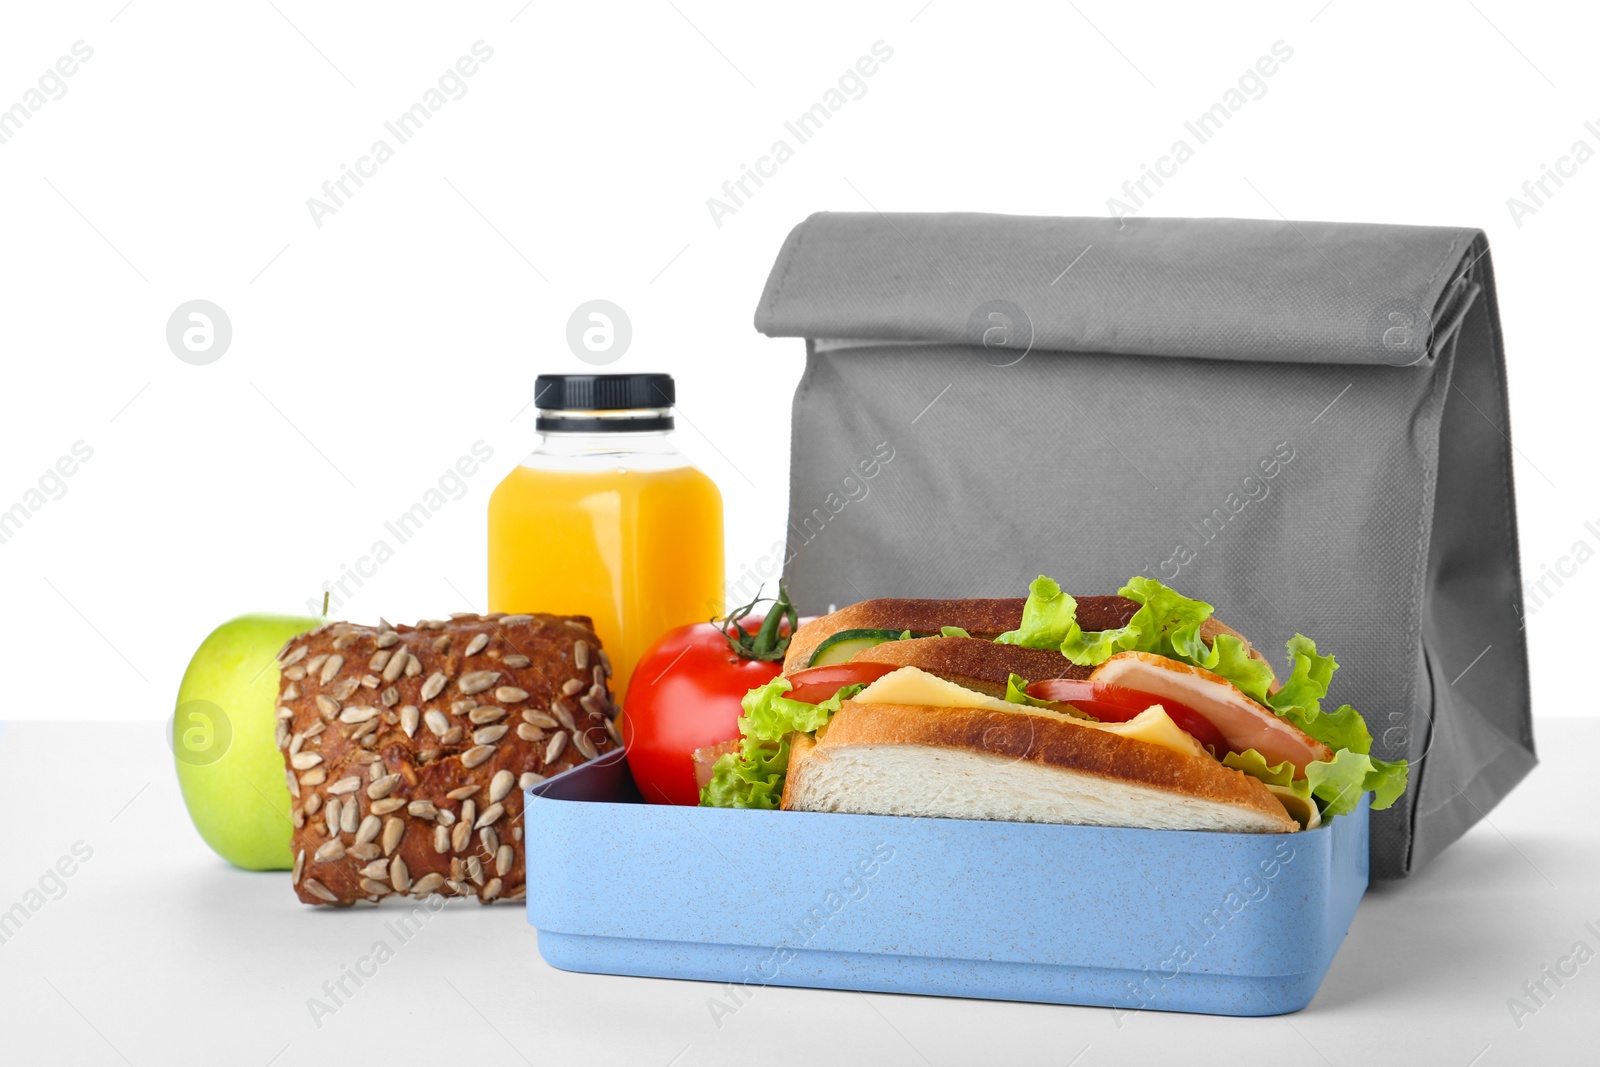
[1058,620,1145,666]
[1004,575,1226,676]
[699,678,864,809]
[1202,633,1276,704]
[738,676,849,741]
[1308,749,1410,815]
[1115,578,1281,700]
[699,736,791,809]
[996,575,1146,665]
[1279,702,1374,756]
[1119,574,1214,664]
[1223,748,1304,792]
[1266,634,1339,716]
[940,626,970,638]
[1224,746,1406,816]
[1365,757,1410,810]
[996,576,1081,649]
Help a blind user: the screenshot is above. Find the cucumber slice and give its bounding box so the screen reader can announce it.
[808,628,929,667]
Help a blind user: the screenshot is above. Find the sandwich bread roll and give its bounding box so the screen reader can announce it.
[275,612,619,906]
[781,699,1298,833]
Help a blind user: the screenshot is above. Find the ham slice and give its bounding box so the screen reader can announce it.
[1089,652,1331,776]
[692,740,742,790]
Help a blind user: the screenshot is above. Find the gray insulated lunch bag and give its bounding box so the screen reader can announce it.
[753,211,1534,880]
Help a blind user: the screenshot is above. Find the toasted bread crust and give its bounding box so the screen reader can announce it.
[783,595,1139,673]
[783,701,1296,832]
[847,637,1091,695]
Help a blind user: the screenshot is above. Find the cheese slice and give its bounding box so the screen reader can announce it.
[1267,785,1322,830]
[853,666,1018,711]
[1086,706,1211,760]
[851,666,1209,760]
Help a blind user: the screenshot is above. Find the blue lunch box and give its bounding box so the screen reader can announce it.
[524,750,1369,1016]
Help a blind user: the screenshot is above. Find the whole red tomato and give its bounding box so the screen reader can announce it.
[623,589,800,805]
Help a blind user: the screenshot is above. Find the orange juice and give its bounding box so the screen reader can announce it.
[487,374,723,697]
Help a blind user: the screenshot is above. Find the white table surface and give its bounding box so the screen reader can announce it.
[1,718,1593,1067]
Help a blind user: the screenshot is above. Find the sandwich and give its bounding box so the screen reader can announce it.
[700,576,1408,833]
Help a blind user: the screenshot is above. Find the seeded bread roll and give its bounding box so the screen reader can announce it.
[274,612,618,906]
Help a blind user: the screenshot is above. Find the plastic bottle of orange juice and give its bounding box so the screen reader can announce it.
[487,373,723,698]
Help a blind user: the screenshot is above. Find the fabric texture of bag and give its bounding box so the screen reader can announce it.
[754,211,1534,879]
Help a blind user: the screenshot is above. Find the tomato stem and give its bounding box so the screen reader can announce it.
[716,584,797,662]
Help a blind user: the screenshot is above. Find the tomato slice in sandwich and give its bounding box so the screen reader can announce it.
[784,662,899,705]
[1025,679,1232,753]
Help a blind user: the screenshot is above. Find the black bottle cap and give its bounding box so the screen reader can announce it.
[534,373,675,432]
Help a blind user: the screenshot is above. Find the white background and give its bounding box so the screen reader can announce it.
[4,7,1599,1066]
[1,0,1595,724]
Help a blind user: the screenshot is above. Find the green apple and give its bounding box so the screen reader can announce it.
[174,613,319,870]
